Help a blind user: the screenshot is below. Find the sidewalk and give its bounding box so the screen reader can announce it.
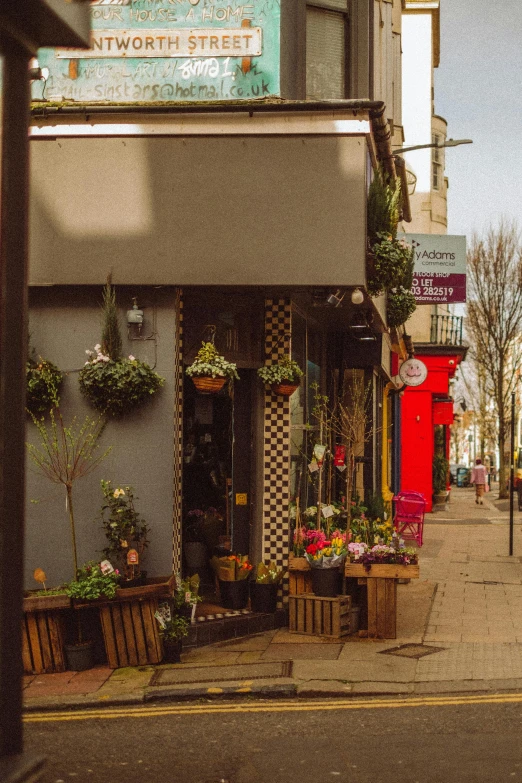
[23,486,522,710]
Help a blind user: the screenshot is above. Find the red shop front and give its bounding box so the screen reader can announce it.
[400,349,467,512]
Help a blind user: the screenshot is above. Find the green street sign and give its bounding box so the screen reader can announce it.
[34,0,281,103]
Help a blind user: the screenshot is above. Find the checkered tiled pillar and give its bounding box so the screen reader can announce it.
[261,299,292,598]
[172,288,183,573]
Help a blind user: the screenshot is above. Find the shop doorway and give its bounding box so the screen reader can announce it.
[182,371,255,586]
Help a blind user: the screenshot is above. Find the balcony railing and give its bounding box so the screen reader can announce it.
[430,314,464,346]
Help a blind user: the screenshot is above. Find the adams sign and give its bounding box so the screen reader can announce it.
[34,0,280,103]
[398,233,467,304]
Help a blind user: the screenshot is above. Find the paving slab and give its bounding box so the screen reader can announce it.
[260,643,342,660]
[153,660,290,685]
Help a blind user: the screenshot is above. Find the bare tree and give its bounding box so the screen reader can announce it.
[466,221,522,497]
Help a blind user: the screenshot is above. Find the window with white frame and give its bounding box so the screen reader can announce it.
[432,133,444,191]
[306,1,349,100]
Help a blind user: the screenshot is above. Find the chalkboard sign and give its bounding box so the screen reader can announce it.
[34,0,280,104]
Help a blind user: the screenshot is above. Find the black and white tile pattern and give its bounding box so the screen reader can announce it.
[261,299,292,603]
[172,288,183,573]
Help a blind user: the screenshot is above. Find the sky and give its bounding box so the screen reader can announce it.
[434,0,522,239]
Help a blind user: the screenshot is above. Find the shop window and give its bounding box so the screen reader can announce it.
[306,3,349,100]
[432,133,444,191]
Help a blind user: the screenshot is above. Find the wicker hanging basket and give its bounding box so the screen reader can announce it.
[271,382,300,397]
[191,376,226,394]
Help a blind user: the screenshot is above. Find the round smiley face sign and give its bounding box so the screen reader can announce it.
[399,358,428,387]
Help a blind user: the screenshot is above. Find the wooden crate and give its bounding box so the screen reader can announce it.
[288,554,313,595]
[345,562,419,639]
[22,610,67,674]
[345,563,420,579]
[288,594,352,639]
[99,597,163,669]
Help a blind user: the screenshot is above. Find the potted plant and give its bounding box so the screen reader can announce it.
[250,562,285,613]
[185,341,239,394]
[26,355,63,417]
[79,281,164,417]
[304,531,347,597]
[155,602,190,663]
[210,554,253,610]
[64,561,121,670]
[27,399,110,580]
[257,354,303,396]
[97,480,149,587]
[433,453,450,505]
[170,574,202,622]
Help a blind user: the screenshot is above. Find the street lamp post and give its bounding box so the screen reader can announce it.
[393,138,473,155]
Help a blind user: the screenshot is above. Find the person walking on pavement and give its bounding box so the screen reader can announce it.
[470,458,488,505]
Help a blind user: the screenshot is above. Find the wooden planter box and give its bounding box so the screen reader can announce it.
[289,594,352,639]
[345,563,420,579]
[288,554,312,596]
[345,561,420,639]
[22,593,71,674]
[75,575,176,669]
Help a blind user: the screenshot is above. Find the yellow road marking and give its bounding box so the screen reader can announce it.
[24,692,522,723]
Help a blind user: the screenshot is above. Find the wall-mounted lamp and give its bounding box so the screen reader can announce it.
[327,289,346,307]
[351,288,364,305]
[127,297,144,333]
[28,58,49,82]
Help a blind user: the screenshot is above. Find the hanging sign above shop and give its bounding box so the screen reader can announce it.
[397,233,467,304]
[34,0,280,104]
[399,358,428,387]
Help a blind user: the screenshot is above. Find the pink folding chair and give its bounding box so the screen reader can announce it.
[393,491,426,547]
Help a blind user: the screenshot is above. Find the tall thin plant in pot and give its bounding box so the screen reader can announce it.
[27,395,111,580]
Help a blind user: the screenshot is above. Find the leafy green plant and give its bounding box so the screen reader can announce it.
[387,287,417,327]
[257,355,303,385]
[26,403,110,579]
[433,453,449,495]
[185,342,239,380]
[97,480,149,580]
[161,614,190,642]
[367,169,401,242]
[100,280,122,360]
[79,352,164,417]
[367,232,414,296]
[65,561,121,601]
[26,357,63,416]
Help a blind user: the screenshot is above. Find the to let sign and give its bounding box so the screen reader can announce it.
[398,233,467,304]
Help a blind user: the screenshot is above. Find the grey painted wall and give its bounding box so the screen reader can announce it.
[29,135,367,287]
[25,286,177,589]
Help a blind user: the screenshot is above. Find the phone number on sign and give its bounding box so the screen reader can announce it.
[412,286,454,297]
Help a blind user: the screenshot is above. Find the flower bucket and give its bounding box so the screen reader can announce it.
[250,582,279,613]
[311,567,341,598]
[219,578,250,610]
[162,639,182,664]
[192,376,226,394]
[271,382,299,397]
[64,640,95,672]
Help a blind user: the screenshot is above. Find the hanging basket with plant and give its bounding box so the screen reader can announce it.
[367,232,414,297]
[387,287,417,328]
[257,354,303,396]
[78,281,164,417]
[26,357,63,416]
[185,341,239,394]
